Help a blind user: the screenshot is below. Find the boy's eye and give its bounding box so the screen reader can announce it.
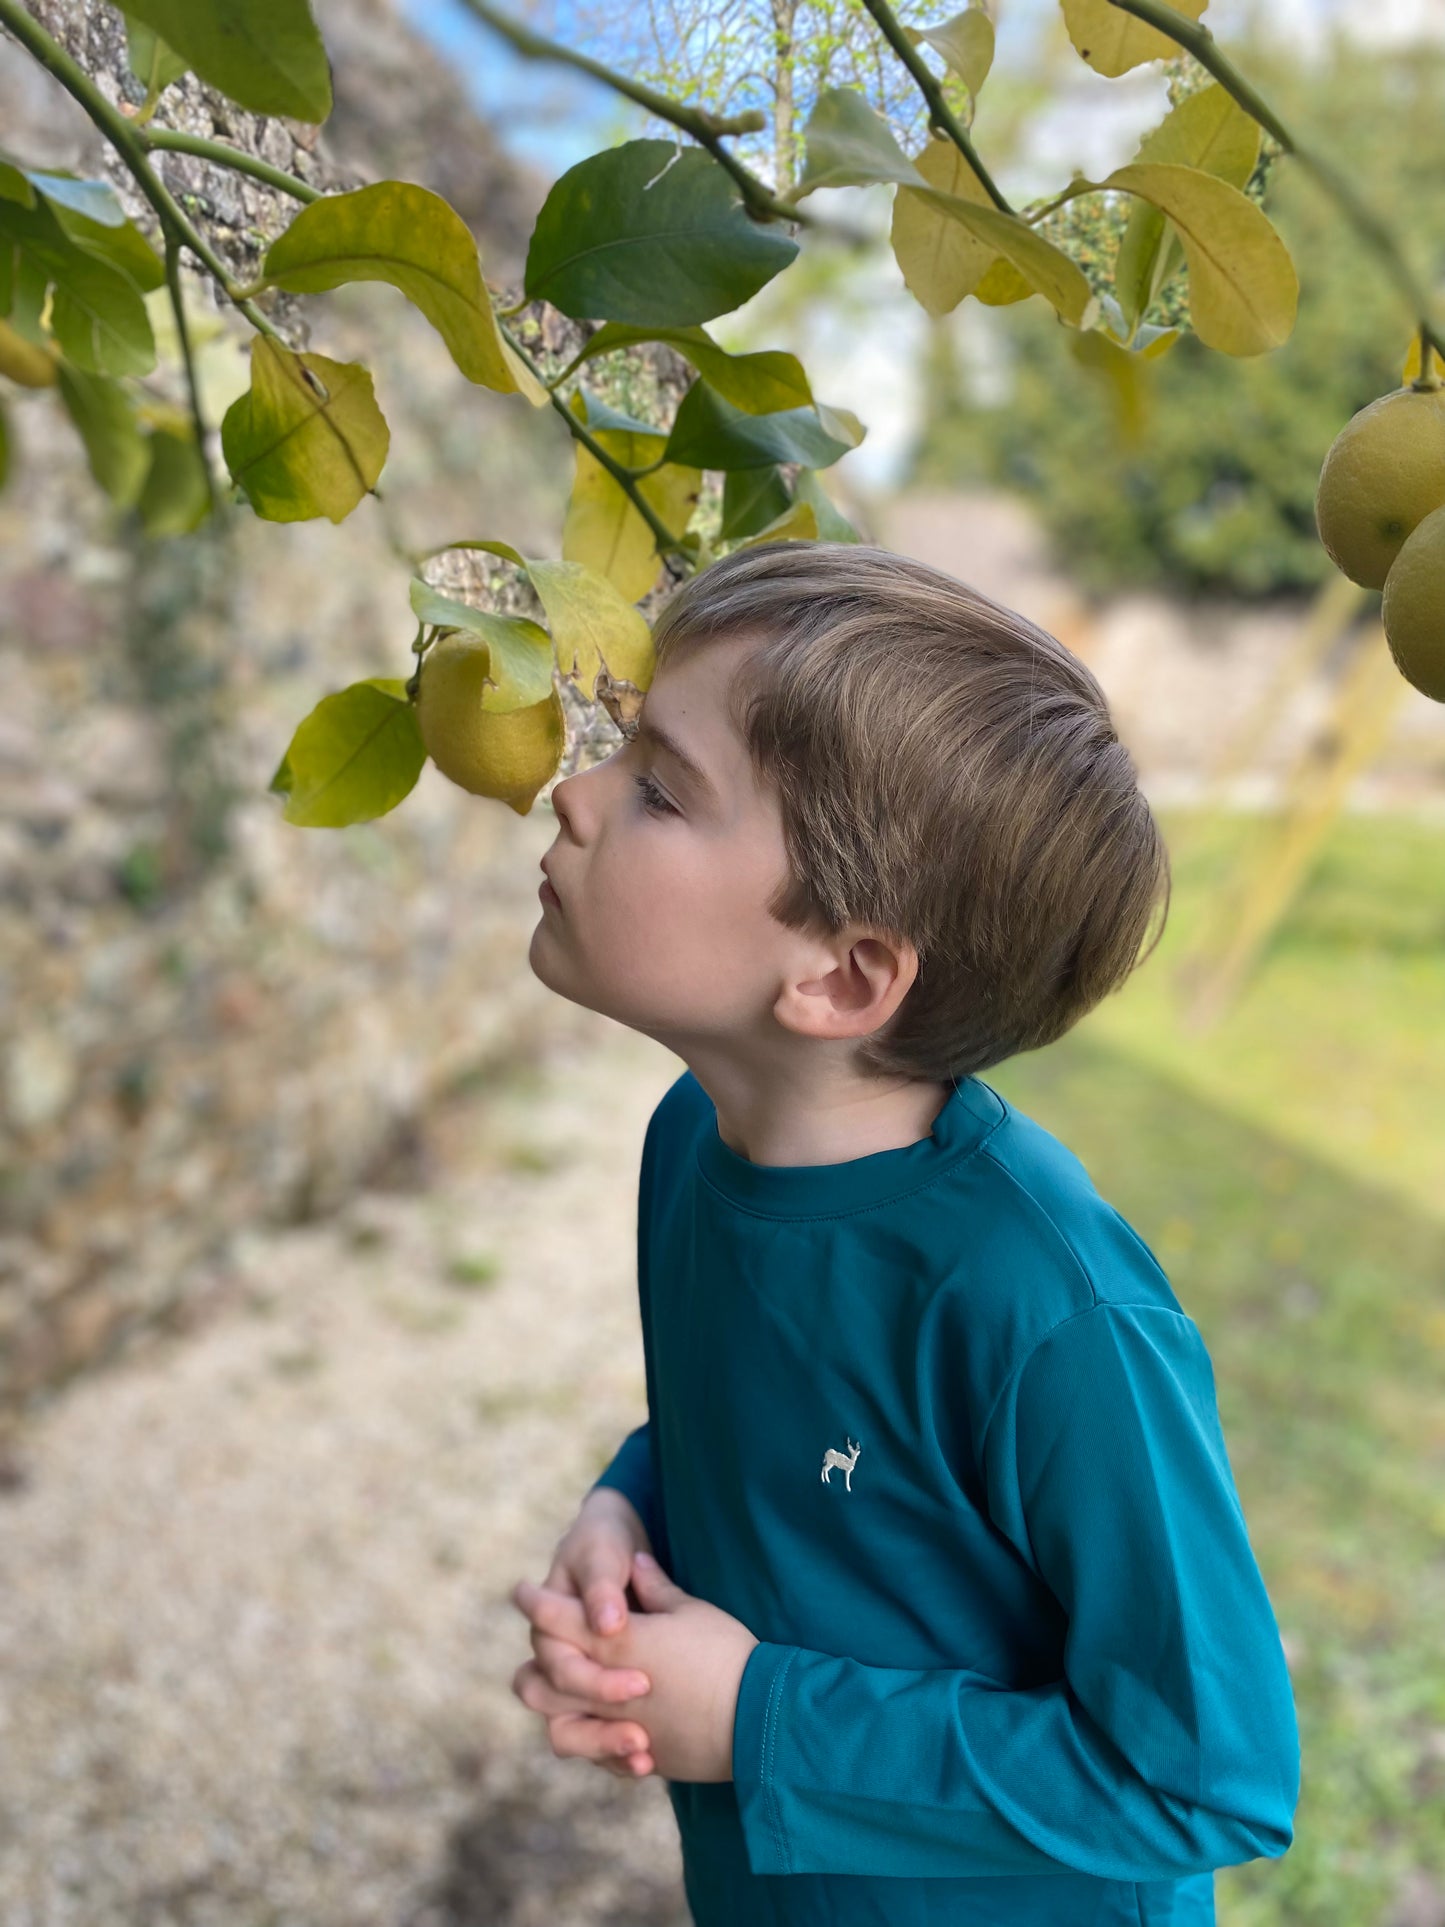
[631,772,677,817]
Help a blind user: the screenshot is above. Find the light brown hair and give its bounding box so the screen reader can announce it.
[648,538,1170,1083]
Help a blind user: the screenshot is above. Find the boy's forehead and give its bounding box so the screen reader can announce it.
[644,634,768,790]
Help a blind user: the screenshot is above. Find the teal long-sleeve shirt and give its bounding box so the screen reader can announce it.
[590,1068,1300,1927]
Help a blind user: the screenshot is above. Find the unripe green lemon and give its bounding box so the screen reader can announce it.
[1381,501,1445,702]
[415,632,566,813]
[1314,384,1445,589]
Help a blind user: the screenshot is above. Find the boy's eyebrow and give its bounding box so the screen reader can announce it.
[633,713,720,802]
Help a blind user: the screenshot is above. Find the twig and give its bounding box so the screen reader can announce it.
[451,0,877,248]
[855,0,1013,212]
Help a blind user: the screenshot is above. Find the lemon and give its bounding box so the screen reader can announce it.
[415,632,566,813]
[1314,383,1445,589]
[1381,502,1445,702]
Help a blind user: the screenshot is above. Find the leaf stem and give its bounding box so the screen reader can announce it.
[1103,0,1445,365]
[161,229,221,520]
[496,320,695,564]
[854,0,1013,213]
[141,129,324,206]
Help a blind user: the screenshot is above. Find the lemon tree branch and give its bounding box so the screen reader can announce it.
[855,0,1014,213]
[0,0,292,355]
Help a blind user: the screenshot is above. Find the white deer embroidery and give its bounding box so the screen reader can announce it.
[820,1436,862,1491]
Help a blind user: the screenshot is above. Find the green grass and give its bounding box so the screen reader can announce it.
[986,807,1445,1927]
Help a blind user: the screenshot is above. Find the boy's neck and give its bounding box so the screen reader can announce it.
[689,1065,955,1171]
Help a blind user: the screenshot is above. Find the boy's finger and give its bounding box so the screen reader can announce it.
[513,1577,591,1643]
[583,1579,629,1635]
[534,1629,650,1702]
[546,1710,651,1764]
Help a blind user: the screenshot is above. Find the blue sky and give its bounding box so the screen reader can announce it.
[400,0,1440,183]
[404,0,1051,176]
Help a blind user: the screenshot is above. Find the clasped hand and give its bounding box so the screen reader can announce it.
[510,1549,758,1783]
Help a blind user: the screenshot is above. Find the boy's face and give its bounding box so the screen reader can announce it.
[529,631,807,1052]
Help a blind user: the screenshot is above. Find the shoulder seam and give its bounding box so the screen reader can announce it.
[977,1300,1200,1468]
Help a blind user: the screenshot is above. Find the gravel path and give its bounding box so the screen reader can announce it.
[0,1023,692,1927]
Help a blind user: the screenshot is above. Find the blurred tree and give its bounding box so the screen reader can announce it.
[905,36,1445,600]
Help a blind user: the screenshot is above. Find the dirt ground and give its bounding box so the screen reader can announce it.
[0,1017,694,1927]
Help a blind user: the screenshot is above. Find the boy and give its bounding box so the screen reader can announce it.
[509,540,1300,1925]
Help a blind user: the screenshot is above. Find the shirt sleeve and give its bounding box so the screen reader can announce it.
[731,1300,1300,1881]
[588,1420,659,1547]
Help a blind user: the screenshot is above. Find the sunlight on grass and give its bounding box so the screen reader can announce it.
[1081,808,1445,1227]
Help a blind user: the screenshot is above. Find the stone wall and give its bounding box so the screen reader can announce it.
[0,0,690,1420]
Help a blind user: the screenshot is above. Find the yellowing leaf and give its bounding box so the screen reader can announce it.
[528,557,655,694]
[915,7,995,102]
[1092,160,1297,355]
[791,89,1095,327]
[1061,0,1208,77]
[562,393,701,600]
[1115,82,1262,335]
[974,256,1034,304]
[891,130,999,318]
[221,336,389,523]
[259,182,547,404]
[425,539,656,699]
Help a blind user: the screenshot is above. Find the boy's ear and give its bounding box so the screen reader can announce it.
[777,927,919,1040]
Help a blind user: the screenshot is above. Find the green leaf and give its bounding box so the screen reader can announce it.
[136,426,213,535]
[50,203,166,294]
[914,7,995,103]
[1060,0,1208,78]
[0,160,36,209]
[257,181,545,403]
[1115,83,1262,335]
[221,335,389,522]
[118,0,332,122]
[1090,160,1298,356]
[721,465,791,540]
[406,580,556,710]
[524,139,799,325]
[122,14,190,95]
[790,89,1095,327]
[0,196,156,375]
[55,363,151,506]
[564,321,815,415]
[269,679,426,827]
[792,467,861,542]
[665,378,864,471]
